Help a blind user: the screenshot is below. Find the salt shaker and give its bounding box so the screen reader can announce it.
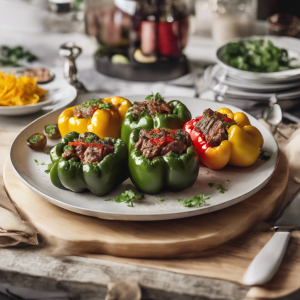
[59,42,87,92]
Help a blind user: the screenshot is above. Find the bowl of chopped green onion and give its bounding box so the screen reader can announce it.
[216,37,300,80]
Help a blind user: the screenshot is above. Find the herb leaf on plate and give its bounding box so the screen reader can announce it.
[178,193,210,208]
[208,182,228,194]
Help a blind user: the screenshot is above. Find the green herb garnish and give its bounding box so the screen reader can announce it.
[44,169,50,174]
[258,149,272,161]
[34,159,38,164]
[0,46,37,67]
[81,98,113,110]
[64,145,73,152]
[208,182,228,194]
[45,125,56,135]
[178,193,210,208]
[221,39,296,73]
[29,135,43,144]
[160,199,165,202]
[98,101,113,110]
[41,162,45,165]
[145,92,164,101]
[110,190,144,207]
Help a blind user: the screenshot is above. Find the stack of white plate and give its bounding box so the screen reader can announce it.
[199,37,300,112]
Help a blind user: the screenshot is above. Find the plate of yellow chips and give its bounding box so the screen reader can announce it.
[0,72,77,116]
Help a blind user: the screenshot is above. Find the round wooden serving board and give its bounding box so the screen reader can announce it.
[4,154,288,259]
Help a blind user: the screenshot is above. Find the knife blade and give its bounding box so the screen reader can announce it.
[243,188,300,286]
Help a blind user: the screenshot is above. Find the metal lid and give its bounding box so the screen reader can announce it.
[48,0,74,13]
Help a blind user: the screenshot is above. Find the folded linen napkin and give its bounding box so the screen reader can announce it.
[0,130,38,248]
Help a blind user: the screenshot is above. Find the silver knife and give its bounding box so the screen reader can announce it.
[243,188,300,286]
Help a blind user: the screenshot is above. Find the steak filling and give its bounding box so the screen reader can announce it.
[135,128,191,159]
[194,108,237,147]
[62,133,114,164]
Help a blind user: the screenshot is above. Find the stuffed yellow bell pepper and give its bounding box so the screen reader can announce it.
[184,107,264,169]
[58,96,132,138]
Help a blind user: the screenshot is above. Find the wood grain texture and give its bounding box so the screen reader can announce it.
[3,153,289,259]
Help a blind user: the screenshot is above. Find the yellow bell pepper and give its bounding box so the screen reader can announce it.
[184,108,264,169]
[58,96,132,138]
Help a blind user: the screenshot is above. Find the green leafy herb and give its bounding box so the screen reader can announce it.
[110,190,144,207]
[258,149,272,161]
[178,193,210,208]
[41,162,45,165]
[145,92,164,101]
[98,101,113,110]
[64,145,73,152]
[29,135,43,144]
[81,98,113,110]
[45,125,57,135]
[160,199,165,202]
[44,169,50,174]
[208,182,228,194]
[221,39,296,73]
[0,45,37,67]
[34,159,38,164]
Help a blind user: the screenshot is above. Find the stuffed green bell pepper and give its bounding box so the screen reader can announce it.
[48,131,128,196]
[128,128,199,194]
[121,92,192,146]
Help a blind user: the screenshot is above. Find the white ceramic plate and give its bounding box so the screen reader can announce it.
[0,80,77,116]
[213,65,300,92]
[10,96,279,221]
[216,37,300,81]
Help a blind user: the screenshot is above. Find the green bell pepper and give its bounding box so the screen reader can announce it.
[48,131,129,196]
[121,99,192,146]
[128,128,199,194]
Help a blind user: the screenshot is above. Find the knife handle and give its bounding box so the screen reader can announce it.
[243,231,290,286]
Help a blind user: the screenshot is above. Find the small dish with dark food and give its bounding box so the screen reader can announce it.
[44,124,61,139]
[48,132,128,196]
[27,133,47,151]
[24,68,55,84]
[121,92,192,146]
[128,128,199,194]
[184,107,264,170]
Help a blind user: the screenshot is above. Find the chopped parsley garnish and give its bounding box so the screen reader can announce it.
[178,193,210,208]
[41,162,45,165]
[64,145,73,152]
[45,124,57,135]
[258,149,271,161]
[98,101,113,110]
[160,199,165,202]
[208,182,228,194]
[44,169,50,174]
[107,190,144,207]
[29,135,43,144]
[81,98,113,110]
[145,92,164,101]
[34,159,38,164]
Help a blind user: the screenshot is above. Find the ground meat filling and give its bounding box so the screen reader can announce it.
[132,99,172,119]
[73,105,98,119]
[195,108,236,147]
[73,99,113,119]
[62,133,114,164]
[135,129,191,159]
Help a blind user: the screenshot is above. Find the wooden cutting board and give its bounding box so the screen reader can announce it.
[3,153,288,259]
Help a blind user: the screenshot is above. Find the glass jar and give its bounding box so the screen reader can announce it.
[210,0,256,45]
